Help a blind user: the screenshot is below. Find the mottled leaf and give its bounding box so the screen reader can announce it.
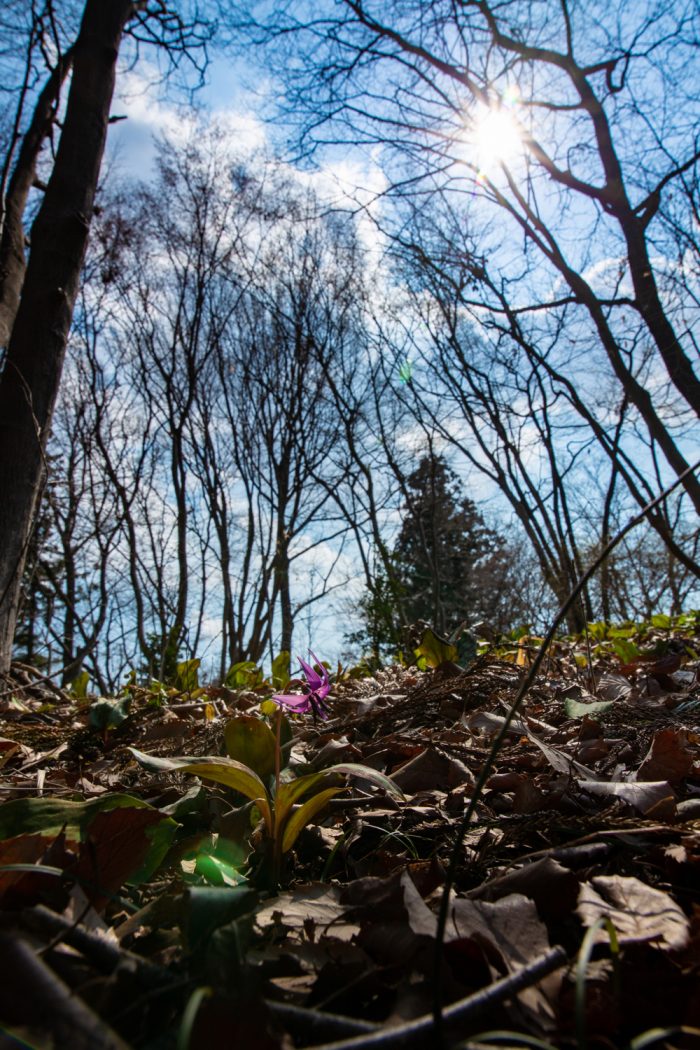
[223,715,276,778]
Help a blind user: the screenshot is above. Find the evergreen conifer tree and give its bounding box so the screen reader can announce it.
[349,453,519,661]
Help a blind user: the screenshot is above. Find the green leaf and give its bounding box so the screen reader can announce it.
[650,614,672,630]
[608,625,637,639]
[224,661,263,689]
[585,621,609,642]
[184,885,257,950]
[88,697,130,733]
[275,770,342,827]
[281,788,346,854]
[176,658,201,692]
[275,761,404,829]
[630,1028,700,1050]
[194,853,247,887]
[564,698,615,719]
[271,650,291,690]
[223,715,276,778]
[413,627,458,668]
[612,638,640,664]
[0,792,151,839]
[128,749,272,831]
[0,794,177,886]
[324,762,405,800]
[69,670,90,699]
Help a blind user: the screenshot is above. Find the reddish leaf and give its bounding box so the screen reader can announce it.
[68,806,173,909]
[0,830,76,908]
[637,728,695,786]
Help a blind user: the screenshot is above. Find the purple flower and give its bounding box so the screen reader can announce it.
[272,651,331,720]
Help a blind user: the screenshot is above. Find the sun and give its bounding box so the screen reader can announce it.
[472,104,523,175]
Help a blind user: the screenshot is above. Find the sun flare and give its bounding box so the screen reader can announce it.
[471,102,523,176]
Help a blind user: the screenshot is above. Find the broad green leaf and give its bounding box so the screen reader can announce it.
[69,670,90,699]
[88,697,130,733]
[176,658,201,692]
[223,715,276,778]
[271,650,291,689]
[128,749,272,831]
[414,627,458,668]
[224,661,263,689]
[193,853,247,887]
[0,794,177,886]
[324,763,405,800]
[184,885,256,950]
[275,762,404,828]
[275,770,342,826]
[281,788,345,854]
[0,792,159,839]
[612,638,640,664]
[608,625,637,639]
[585,621,608,642]
[564,698,615,719]
[650,614,672,630]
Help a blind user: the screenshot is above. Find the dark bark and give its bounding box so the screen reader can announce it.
[0,46,75,347]
[0,0,134,672]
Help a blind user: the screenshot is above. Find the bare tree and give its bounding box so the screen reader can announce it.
[0,0,211,672]
[237,0,700,565]
[383,196,699,625]
[31,137,372,684]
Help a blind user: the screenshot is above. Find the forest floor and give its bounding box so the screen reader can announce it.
[1,622,700,1050]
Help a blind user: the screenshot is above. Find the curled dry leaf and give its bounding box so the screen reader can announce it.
[577,875,689,951]
[578,779,676,818]
[636,728,696,785]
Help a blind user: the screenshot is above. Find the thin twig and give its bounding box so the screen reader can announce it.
[303,947,567,1050]
[0,931,131,1050]
[267,1000,378,1041]
[23,904,172,987]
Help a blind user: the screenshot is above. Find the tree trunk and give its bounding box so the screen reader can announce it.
[0,0,133,672]
[0,47,75,348]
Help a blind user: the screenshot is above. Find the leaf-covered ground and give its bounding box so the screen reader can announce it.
[1,623,700,1050]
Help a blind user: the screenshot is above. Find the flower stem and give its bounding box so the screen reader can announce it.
[272,706,282,887]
